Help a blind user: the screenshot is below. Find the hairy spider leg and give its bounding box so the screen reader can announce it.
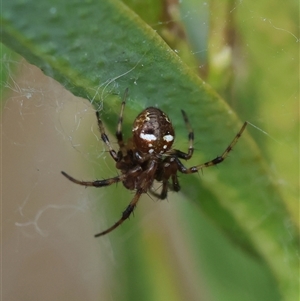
[115,88,128,154]
[149,157,182,200]
[61,171,126,187]
[61,164,143,188]
[153,179,169,200]
[171,174,181,192]
[96,111,119,162]
[95,88,129,162]
[95,160,158,236]
[175,122,248,174]
[94,189,143,237]
[167,110,194,160]
[161,161,181,199]
[155,174,181,200]
[180,109,194,159]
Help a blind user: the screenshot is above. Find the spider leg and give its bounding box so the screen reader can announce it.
[160,180,169,199]
[171,174,181,192]
[176,122,248,174]
[95,188,143,237]
[61,171,126,187]
[181,109,194,159]
[159,157,181,198]
[61,163,143,188]
[96,111,119,162]
[149,173,180,200]
[151,180,169,200]
[167,110,194,160]
[95,160,158,236]
[158,174,180,199]
[96,89,129,162]
[150,158,181,199]
[115,88,128,153]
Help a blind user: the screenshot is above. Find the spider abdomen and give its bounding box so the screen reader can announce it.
[132,107,175,155]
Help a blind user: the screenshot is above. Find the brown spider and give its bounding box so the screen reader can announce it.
[62,89,247,237]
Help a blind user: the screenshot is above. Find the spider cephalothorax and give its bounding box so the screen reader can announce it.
[62,89,247,236]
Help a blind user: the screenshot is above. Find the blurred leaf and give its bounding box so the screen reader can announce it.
[122,0,163,25]
[1,0,298,300]
[0,44,21,109]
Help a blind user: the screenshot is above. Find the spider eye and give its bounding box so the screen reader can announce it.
[132,107,175,154]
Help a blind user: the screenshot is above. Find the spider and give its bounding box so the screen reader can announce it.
[61,89,247,237]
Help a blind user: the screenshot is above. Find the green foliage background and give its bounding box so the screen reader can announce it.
[1,0,299,300]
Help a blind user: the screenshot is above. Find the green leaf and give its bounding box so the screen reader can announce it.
[2,0,298,300]
[0,44,21,110]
